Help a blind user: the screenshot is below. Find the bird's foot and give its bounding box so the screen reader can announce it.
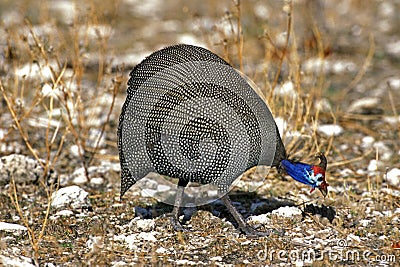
[240,225,285,237]
[169,215,190,232]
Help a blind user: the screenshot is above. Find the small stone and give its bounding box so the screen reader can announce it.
[155,247,168,254]
[317,124,344,136]
[71,168,89,185]
[55,210,74,217]
[359,219,370,227]
[86,236,103,252]
[0,222,27,232]
[347,97,382,115]
[0,255,36,267]
[138,232,157,242]
[51,185,91,210]
[210,256,222,261]
[0,154,57,185]
[90,177,104,186]
[247,214,271,225]
[347,233,361,243]
[122,234,138,250]
[367,160,383,173]
[274,81,297,98]
[130,218,155,232]
[361,136,375,148]
[271,206,302,217]
[386,168,400,187]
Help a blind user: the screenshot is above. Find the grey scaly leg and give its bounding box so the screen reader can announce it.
[170,185,186,231]
[221,194,283,237]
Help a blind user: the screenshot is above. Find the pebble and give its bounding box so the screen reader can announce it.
[386,168,400,187]
[347,97,381,114]
[86,236,103,252]
[138,232,157,242]
[271,206,302,217]
[14,63,53,80]
[347,233,361,243]
[210,256,222,261]
[0,222,27,232]
[50,210,74,219]
[0,154,56,185]
[274,81,297,98]
[90,177,104,186]
[367,159,383,172]
[51,185,91,210]
[155,247,168,254]
[119,234,138,250]
[317,124,344,136]
[247,214,271,225]
[130,218,155,232]
[0,255,35,267]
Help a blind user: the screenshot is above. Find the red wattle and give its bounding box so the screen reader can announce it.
[312,165,325,176]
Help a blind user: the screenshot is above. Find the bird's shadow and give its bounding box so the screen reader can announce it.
[134,191,336,228]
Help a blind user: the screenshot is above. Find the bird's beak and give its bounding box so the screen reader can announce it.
[318,182,329,197]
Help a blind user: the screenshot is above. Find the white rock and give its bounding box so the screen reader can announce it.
[0,255,36,267]
[274,81,297,98]
[271,206,302,217]
[387,77,400,90]
[359,219,370,227]
[361,136,375,148]
[247,214,271,225]
[131,218,155,232]
[41,83,62,98]
[386,168,400,187]
[15,63,53,80]
[386,40,400,56]
[155,247,168,254]
[138,232,157,242]
[0,154,56,185]
[90,177,104,186]
[314,98,332,112]
[317,124,344,136]
[157,184,171,192]
[86,236,103,252]
[0,222,27,232]
[71,168,89,185]
[347,97,380,114]
[210,256,222,261]
[367,160,383,172]
[339,168,353,177]
[55,210,74,217]
[122,234,138,250]
[373,141,393,161]
[51,186,91,210]
[347,233,361,243]
[176,259,197,265]
[111,261,127,267]
[383,116,400,125]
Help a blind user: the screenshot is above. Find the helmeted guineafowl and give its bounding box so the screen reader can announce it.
[118,44,328,236]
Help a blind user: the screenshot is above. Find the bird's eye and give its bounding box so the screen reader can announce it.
[317,177,323,182]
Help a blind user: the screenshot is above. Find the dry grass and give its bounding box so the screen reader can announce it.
[1,0,399,266]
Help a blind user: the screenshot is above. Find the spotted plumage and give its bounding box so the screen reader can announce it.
[118,44,328,236]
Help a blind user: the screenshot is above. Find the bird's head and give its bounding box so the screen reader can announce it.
[280,152,329,197]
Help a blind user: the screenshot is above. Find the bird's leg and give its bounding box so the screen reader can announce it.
[170,184,186,231]
[221,194,284,237]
